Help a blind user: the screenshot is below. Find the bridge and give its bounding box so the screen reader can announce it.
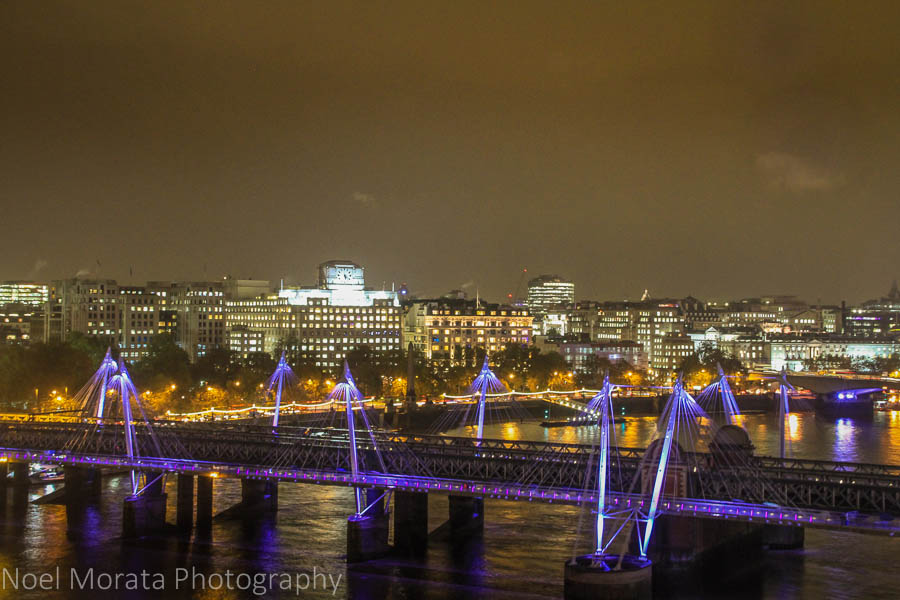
[2,422,900,532]
[2,352,899,599]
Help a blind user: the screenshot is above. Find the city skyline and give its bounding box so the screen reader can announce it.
[2,2,898,304]
[2,268,899,307]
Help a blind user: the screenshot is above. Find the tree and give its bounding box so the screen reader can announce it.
[192,346,237,388]
[132,334,192,392]
[802,353,852,372]
[345,345,383,396]
[529,350,570,390]
[678,342,745,387]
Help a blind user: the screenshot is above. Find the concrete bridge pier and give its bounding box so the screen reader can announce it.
[448,495,483,539]
[564,555,653,600]
[0,461,8,489]
[196,475,215,532]
[122,475,167,539]
[10,461,29,487]
[392,490,428,555]
[64,466,103,499]
[763,524,805,549]
[240,479,278,512]
[214,478,279,520]
[347,489,389,563]
[176,474,194,531]
[641,515,764,591]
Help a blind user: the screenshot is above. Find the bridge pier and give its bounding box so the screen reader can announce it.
[346,489,389,563]
[196,475,214,532]
[122,483,168,539]
[392,491,428,555]
[240,479,278,512]
[64,466,102,499]
[564,555,652,600]
[0,461,7,489]
[10,461,29,487]
[642,515,764,590]
[763,524,805,550]
[448,495,483,539]
[176,474,194,531]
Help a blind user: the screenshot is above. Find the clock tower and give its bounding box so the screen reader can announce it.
[318,260,365,290]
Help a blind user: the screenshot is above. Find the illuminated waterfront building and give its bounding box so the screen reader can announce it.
[769,335,898,372]
[225,261,401,369]
[402,297,532,363]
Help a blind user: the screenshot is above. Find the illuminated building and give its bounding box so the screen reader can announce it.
[540,309,568,336]
[635,300,685,371]
[555,298,688,371]
[0,305,43,345]
[226,261,401,369]
[546,337,646,371]
[402,297,532,363]
[223,277,271,301]
[594,302,634,341]
[228,325,265,359]
[565,302,600,339]
[526,275,574,318]
[654,333,695,374]
[0,281,48,307]
[147,281,225,360]
[844,282,900,337]
[45,279,121,343]
[769,335,898,371]
[46,278,222,360]
[117,285,163,361]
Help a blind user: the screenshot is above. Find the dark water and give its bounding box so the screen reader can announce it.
[2,412,900,599]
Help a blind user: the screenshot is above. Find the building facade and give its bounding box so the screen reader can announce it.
[556,339,646,371]
[0,281,48,307]
[44,278,224,361]
[526,275,574,318]
[402,298,532,363]
[844,282,900,338]
[226,261,401,369]
[769,335,898,372]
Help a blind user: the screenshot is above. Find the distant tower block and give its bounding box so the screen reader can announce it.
[526,274,575,319]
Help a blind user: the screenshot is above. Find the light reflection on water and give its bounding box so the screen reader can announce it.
[469,411,900,465]
[0,411,899,599]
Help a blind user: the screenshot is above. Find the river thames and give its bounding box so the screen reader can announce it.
[1,411,899,599]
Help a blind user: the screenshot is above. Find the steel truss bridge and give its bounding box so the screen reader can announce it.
[2,421,900,535]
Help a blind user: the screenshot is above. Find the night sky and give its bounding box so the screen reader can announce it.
[2,2,898,303]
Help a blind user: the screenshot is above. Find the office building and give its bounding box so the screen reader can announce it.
[226,261,401,369]
[526,275,574,318]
